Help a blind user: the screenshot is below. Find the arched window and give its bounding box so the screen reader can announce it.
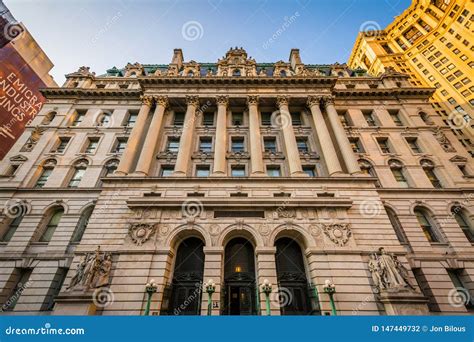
[70,206,94,243]
[96,112,111,127]
[34,159,56,188]
[275,238,314,315]
[187,71,194,77]
[358,159,380,187]
[389,159,409,187]
[0,203,29,242]
[280,70,287,77]
[103,159,119,177]
[451,206,474,242]
[68,159,88,188]
[419,111,431,124]
[384,206,408,244]
[222,237,257,315]
[232,69,241,77]
[420,159,442,188]
[166,237,204,315]
[38,207,64,242]
[414,207,441,243]
[41,111,56,125]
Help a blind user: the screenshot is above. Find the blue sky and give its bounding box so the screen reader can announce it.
[5,0,411,84]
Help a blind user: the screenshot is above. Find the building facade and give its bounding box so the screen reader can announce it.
[348,0,474,155]
[0,47,473,316]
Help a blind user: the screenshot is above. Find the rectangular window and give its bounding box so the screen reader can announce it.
[84,137,99,154]
[291,112,302,126]
[173,112,185,126]
[377,138,391,153]
[266,165,281,177]
[447,270,474,310]
[54,137,70,153]
[392,169,409,188]
[160,166,174,177]
[412,268,441,312]
[349,138,364,153]
[68,168,86,188]
[231,165,246,177]
[232,112,243,126]
[202,112,214,126]
[406,137,422,153]
[199,137,212,152]
[231,137,245,152]
[363,111,377,126]
[126,111,138,127]
[263,137,277,153]
[72,110,86,126]
[296,138,309,153]
[2,268,33,311]
[338,111,351,126]
[35,168,52,188]
[195,165,210,177]
[41,268,68,311]
[114,138,128,153]
[303,165,316,177]
[167,137,180,152]
[261,112,272,126]
[389,110,403,126]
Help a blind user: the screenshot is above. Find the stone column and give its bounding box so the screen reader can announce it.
[256,247,281,316]
[247,96,265,176]
[324,96,361,174]
[212,96,228,176]
[307,96,343,176]
[135,96,168,176]
[200,247,223,315]
[173,96,199,176]
[276,96,305,177]
[116,95,153,175]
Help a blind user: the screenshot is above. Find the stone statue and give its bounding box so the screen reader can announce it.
[67,246,113,291]
[66,255,87,290]
[368,247,415,292]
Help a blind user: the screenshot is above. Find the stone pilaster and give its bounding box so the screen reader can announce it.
[247,96,265,176]
[174,96,199,176]
[212,96,228,176]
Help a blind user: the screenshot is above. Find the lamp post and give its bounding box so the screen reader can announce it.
[261,278,272,316]
[144,279,157,316]
[323,279,337,316]
[205,279,216,316]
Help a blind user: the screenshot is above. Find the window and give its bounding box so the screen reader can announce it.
[414,207,440,243]
[421,159,442,188]
[232,112,243,126]
[349,138,364,153]
[167,137,180,152]
[406,137,422,153]
[231,165,246,177]
[126,111,138,127]
[72,110,86,126]
[41,268,68,311]
[419,111,430,124]
[385,206,408,244]
[103,159,118,177]
[54,137,70,153]
[291,112,302,126]
[114,138,128,154]
[202,112,214,126]
[231,137,244,152]
[71,206,94,243]
[389,160,409,187]
[451,206,474,242]
[363,111,377,126]
[97,112,111,127]
[389,110,403,126]
[232,69,241,77]
[447,269,474,310]
[303,165,316,177]
[1,210,25,242]
[266,165,281,177]
[160,165,174,177]
[35,168,53,188]
[68,167,86,188]
[195,165,210,177]
[458,164,469,176]
[39,208,64,242]
[412,268,441,312]
[377,138,391,153]
[84,137,99,154]
[264,137,277,153]
[296,138,309,153]
[261,112,272,126]
[2,268,33,311]
[199,137,212,152]
[173,112,185,126]
[338,111,351,126]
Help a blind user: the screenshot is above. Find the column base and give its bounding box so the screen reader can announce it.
[328,171,346,177]
[172,171,187,177]
[290,171,309,177]
[130,171,148,177]
[211,171,227,177]
[53,292,97,315]
[250,171,267,177]
[378,288,429,315]
[113,170,127,176]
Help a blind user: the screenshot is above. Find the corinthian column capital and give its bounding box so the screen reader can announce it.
[322,95,335,107]
[306,96,322,108]
[216,95,229,106]
[153,95,169,108]
[247,95,259,106]
[186,95,200,107]
[276,95,289,107]
[140,95,154,106]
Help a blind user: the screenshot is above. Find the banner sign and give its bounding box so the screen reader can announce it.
[0,43,46,159]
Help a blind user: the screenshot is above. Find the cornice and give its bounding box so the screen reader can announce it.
[39,88,142,100]
[334,87,435,99]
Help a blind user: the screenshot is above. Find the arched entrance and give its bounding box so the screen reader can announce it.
[275,237,313,315]
[167,237,204,315]
[222,237,257,315]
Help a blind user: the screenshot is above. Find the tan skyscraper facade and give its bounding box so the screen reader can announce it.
[0,48,473,316]
[348,0,474,155]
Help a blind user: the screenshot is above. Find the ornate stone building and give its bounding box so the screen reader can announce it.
[0,47,473,316]
[348,0,474,154]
